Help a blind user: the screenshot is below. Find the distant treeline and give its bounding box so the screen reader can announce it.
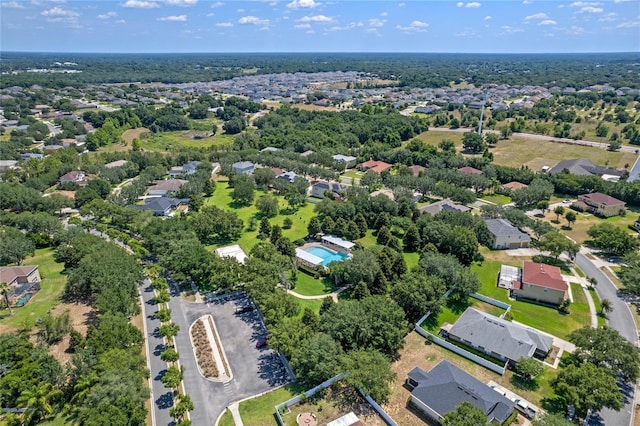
[1,52,639,89]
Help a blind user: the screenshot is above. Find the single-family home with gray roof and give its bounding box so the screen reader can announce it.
[232,161,255,175]
[419,199,470,216]
[485,218,531,249]
[407,360,515,424]
[126,197,189,216]
[445,308,552,365]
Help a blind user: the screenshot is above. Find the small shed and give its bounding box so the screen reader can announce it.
[498,264,521,289]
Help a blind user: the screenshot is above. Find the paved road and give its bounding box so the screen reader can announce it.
[627,154,640,183]
[140,278,174,426]
[575,252,637,426]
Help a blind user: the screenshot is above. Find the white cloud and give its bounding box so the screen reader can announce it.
[298,14,333,22]
[157,14,187,21]
[216,22,233,27]
[1,2,25,9]
[380,12,388,17]
[569,1,601,7]
[123,0,159,8]
[165,0,197,5]
[455,30,478,37]
[567,24,585,34]
[580,6,603,13]
[397,3,405,7]
[329,21,363,31]
[500,25,524,33]
[539,19,556,25]
[41,6,78,17]
[369,18,386,27]
[396,20,429,32]
[617,19,640,28]
[97,11,117,19]
[524,12,549,20]
[484,15,492,20]
[522,0,532,4]
[614,0,633,2]
[238,15,270,25]
[294,23,311,28]
[287,0,319,9]
[116,19,126,24]
[599,12,617,21]
[457,2,481,8]
[210,1,223,7]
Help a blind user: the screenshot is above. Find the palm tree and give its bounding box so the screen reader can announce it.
[0,281,12,315]
[601,299,613,315]
[17,382,62,425]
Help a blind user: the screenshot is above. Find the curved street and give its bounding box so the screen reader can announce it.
[575,251,638,426]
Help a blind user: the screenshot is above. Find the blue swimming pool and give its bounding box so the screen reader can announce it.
[305,246,349,266]
[15,292,34,307]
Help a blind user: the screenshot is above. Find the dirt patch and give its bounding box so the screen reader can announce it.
[47,302,94,366]
[122,127,150,143]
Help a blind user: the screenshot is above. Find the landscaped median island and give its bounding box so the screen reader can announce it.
[189,315,231,381]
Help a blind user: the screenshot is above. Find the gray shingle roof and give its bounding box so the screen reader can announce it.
[409,360,515,423]
[485,219,531,240]
[549,158,623,177]
[448,308,553,362]
[419,199,470,216]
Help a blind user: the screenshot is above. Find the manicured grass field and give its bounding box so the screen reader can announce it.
[0,248,66,331]
[479,194,512,205]
[414,129,463,149]
[472,260,593,339]
[293,272,332,296]
[238,383,305,426]
[217,411,235,426]
[203,182,316,252]
[142,131,234,151]
[295,298,324,316]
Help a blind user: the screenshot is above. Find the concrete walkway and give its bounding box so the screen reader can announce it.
[286,285,348,303]
[228,402,244,426]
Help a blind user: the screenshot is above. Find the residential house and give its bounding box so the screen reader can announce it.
[549,158,624,181]
[419,199,470,216]
[146,179,188,197]
[498,264,521,289]
[20,153,43,161]
[310,181,346,199]
[458,166,483,175]
[59,170,87,186]
[444,308,553,364]
[0,160,18,172]
[414,105,441,114]
[321,235,355,254]
[409,165,426,177]
[126,197,189,216]
[232,161,255,175]
[332,154,357,168]
[168,160,202,178]
[277,171,298,184]
[358,160,392,174]
[104,159,128,169]
[0,265,41,305]
[499,181,528,193]
[512,262,568,306]
[485,219,531,249]
[576,192,626,217]
[259,147,280,153]
[406,360,515,424]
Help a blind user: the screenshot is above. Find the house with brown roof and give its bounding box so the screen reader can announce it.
[576,192,626,217]
[458,166,483,175]
[0,265,41,306]
[500,181,528,193]
[512,261,568,306]
[59,170,87,186]
[147,179,188,197]
[358,160,392,174]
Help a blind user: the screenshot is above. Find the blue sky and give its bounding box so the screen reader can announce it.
[1,0,639,53]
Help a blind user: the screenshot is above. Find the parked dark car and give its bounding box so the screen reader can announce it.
[236,304,254,314]
[256,337,268,348]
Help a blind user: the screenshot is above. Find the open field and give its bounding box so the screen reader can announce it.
[203,181,316,252]
[0,248,66,333]
[382,332,559,426]
[472,260,592,340]
[141,131,235,151]
[294,272,333,296]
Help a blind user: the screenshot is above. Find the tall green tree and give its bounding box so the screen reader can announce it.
[290,333,343,389]
[341,349,396,402]
[441,401,489,426]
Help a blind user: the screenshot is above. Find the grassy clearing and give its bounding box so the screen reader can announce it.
[472,260,592,339]
[142,131,234,151]
[203,182,316,253]
[295,298,324,316]
[0,248,66,332]
[479,194,511,205]
[414,130,464,150]
[218,410,235,426]
[238,383,305,426]
[293,273,332,296]
[490,135,637,170]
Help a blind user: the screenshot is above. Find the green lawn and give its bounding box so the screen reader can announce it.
[141,131,234,151]
[218,410,235,426]
[293,272,333,296]
[589,288,607,327]
[295,298,324,316]
[472,260,593,339]
[479,194,512,205]
[203,182,316,253]
[356,229,377,248]
[238,383,305,426]
[403,251,420,270]
[421,296,506,332]
[0,248,66,330]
